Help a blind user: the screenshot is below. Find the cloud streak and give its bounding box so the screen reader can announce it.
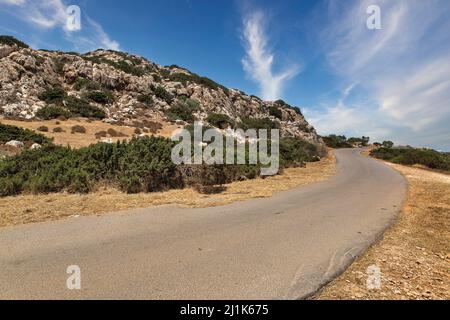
[314,0,450,149]
[0,0,120,51]
[241,11,299,101]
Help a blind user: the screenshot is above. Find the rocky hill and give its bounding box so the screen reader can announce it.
[0,35,324,148]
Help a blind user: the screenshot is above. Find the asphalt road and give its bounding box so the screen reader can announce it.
[0,149,407,300]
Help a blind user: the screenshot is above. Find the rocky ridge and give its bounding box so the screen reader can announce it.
[0,36,324,148]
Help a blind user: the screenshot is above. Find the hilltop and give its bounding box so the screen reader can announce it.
[0,35,324,149]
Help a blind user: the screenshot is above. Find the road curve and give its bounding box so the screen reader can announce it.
[0,149,407,300]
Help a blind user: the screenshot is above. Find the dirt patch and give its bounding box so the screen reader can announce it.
[0,152,336,228]
[317,162,450,300]
[0,117,178,148]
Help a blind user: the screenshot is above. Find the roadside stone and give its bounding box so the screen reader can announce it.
[6,140,24,148]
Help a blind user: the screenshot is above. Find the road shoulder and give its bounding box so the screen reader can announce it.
[317,162,450,300]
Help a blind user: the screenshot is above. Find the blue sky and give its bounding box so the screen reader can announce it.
[1,0,449,150]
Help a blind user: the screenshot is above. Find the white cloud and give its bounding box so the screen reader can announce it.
[0,0,120,51]
[317,0,450,149]
[241,11,299,101]
[0,0,26,5]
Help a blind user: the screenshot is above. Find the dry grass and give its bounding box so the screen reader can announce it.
[0,117,178,148]
[0,152,336,228]
[317,162,450,300]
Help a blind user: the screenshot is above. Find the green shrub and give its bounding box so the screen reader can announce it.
[83,56,146,76]
[0,35,29,48]
[85,90,114,104]
[73,78,101,91]
[268,106,283,120]
[36,105,72,120]
[0,124,51,144]
[239,117,280,131]
[38,88,66,103]
[168,72,229,95]
[153,86,173,104]
[137,94,154,106]
[207,113,234,128]
[52,57,66,75]
[280,137,319,167]
[370,147,450,171]
[166,98,200,122]
[0,176,23,196]
[65,96,106,119]
[322,135,353,148]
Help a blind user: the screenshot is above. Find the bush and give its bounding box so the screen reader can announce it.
[322,135,353,149]
[85,90,114,104]
[38,88,66,103]
[153,86,173,104]
[239,117,280,131]
[206,113,234,129]
[0,124,51,144]
[137,94,154,106]
[83,56,146,77]
[36,105,72,120]
[168,72,229,95]
[73,78,101,91]
[65,96,106,119]
[0,35,29,48]
[280,137,320,167]
[268,106,283,120]
[53,127,65,133]
[37,126,49,132]
[95,131,107,139]
[370,147,450,171]
[107,128,127,137]
[71,125,86,134]
[166,98,200,122]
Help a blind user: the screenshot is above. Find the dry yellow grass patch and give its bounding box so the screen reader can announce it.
[318,163,450,300]
[0,151,336,228]
[0,117,178,148]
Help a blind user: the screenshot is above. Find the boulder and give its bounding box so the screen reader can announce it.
[6,140,25,148]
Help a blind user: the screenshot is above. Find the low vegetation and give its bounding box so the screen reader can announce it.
[0,124,51,145]
[206,113,234,129]
[322,135,370,148]
[153,85,173,104]
[239,117,280,131]
[166,98,200,122]
[0,127,323,197]
[37,88,106,119]
[83,55,146,77]
[0,35,29,48]
[168,72,229,95]
[268,106,283,120]
[137,94,154,107]
[371,147,450,171]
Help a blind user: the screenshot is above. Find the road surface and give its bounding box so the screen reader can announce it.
[0,149,406,299]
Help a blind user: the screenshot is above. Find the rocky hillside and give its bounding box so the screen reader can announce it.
[0,35,324,148]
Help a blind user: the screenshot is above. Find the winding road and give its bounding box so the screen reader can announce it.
[0,149,407,300]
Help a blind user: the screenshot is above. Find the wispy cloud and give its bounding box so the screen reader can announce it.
[241,10,299,101]
[314,0,450,149]
[0,0,120,51]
